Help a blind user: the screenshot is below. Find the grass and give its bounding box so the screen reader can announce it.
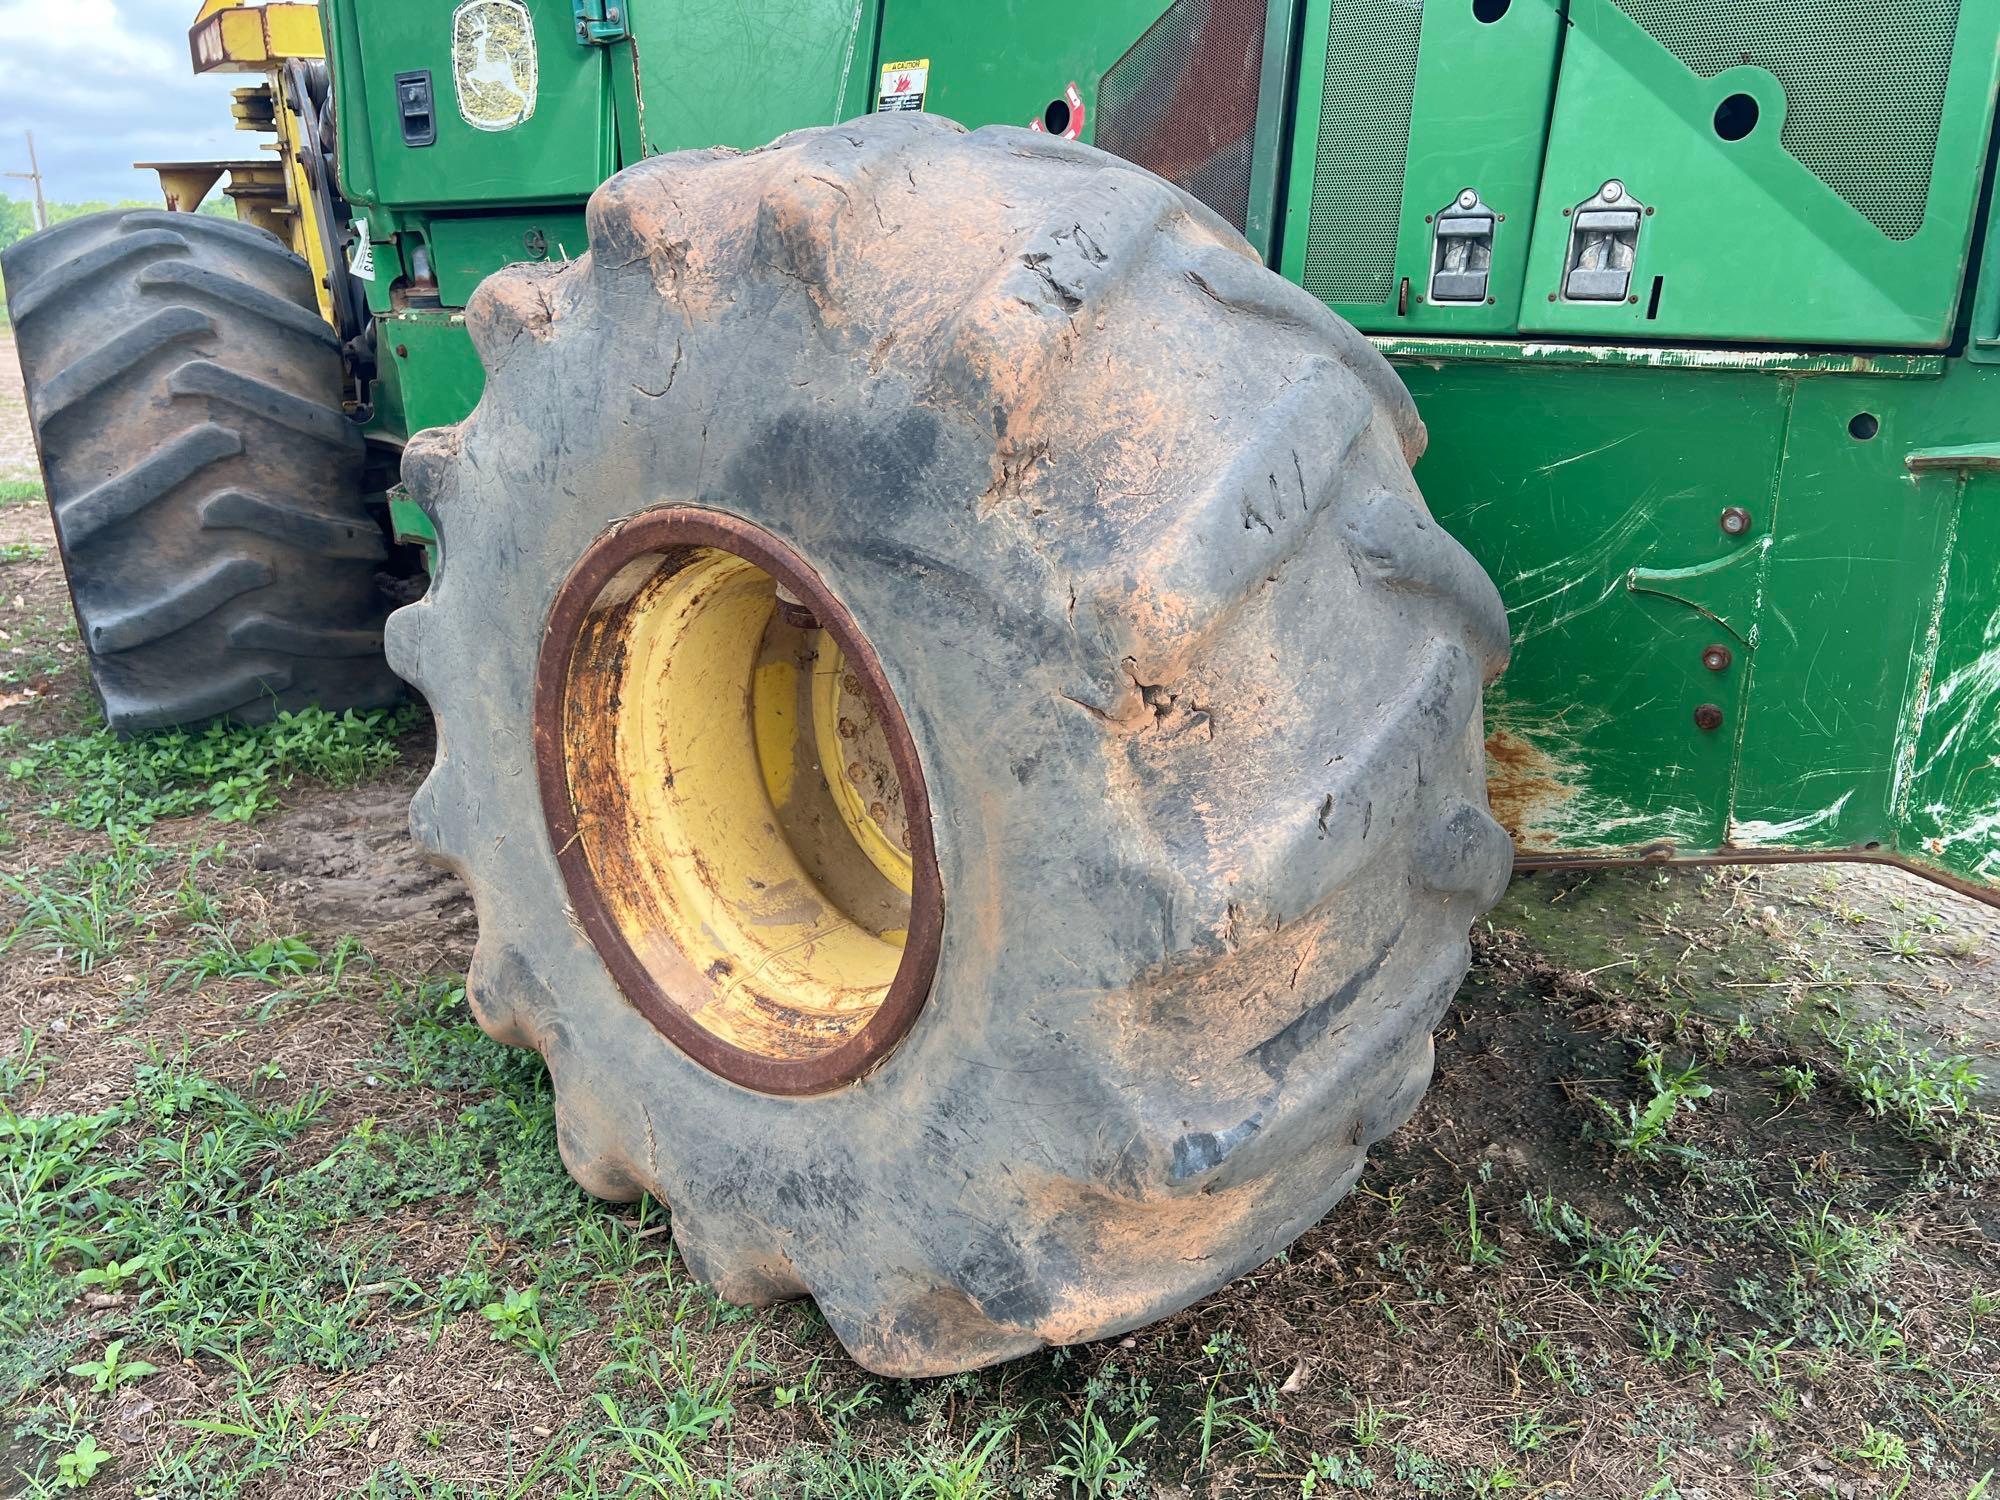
[0,838,170,972]
[2,704,420,833]
[0,479,42,508]
[1818,1012,1983,1152]
[0,863,1993,1497]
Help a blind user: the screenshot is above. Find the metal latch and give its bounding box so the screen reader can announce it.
[1563,179,1644,302]
[394,70,435,148]
[1905,442,2000,475]
[1429,188,1494,304]
[572,0,627,43]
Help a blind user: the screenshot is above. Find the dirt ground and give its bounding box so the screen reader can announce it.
[0,329,1994,1499]
[1,327,37,484]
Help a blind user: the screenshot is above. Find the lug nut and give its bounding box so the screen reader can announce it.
[1719,506,1752,537]
[1701,644,1733,673]
[1693,703,1724,731]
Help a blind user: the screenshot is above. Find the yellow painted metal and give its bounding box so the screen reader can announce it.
[141,2,340,326]
[811,640,916,897]
[751,659,801,811]
[190,0,325,72]
[566,550,907,1061]
[270,71,336,324]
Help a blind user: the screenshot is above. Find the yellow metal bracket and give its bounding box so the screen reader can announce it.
[189,0,324,73]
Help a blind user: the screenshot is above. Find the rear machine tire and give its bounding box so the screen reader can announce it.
[389,114,1513,1376]
[2,209,402,731]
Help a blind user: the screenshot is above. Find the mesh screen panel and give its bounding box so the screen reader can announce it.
[1094,0,1269,233]
[1300,0,1424,306]
[1611,0,1961,240]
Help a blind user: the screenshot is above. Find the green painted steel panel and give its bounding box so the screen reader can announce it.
[374,310,486,439]
[1402,349,2000,898]
[344,0,616,208]
[1398,357,1785,856]
[1280,0,1562,335]
[1902,466,2000,890]
[625,1,880,154]
[1518,0,2000,347]
[874,1,1181,141]
[1966,178,2000,366]
[425,211,589,307]
[1727,379,1955,851]
[1728,360,2000,867]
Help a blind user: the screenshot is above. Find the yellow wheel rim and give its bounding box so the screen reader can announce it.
[536,511,941,1094]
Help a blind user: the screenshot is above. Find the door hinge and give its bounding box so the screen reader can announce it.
[571,0,627,44]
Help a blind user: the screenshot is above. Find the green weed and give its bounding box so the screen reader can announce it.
[1844,1423,1910,1471]
[1349,1398,1400,1449]
[1302,1450,1378,1493]
[52,1432,108,1490]
[1046,1402,1156,1497]
[65,1339,157,1395]
[165,927,323,988]
[1593,1051,1713,1164]
[1770,1064,1817,1105]
[1505,1410,1572,1454]
[6,704,418,832]
[1466,1462,1525,1496]
[1520,1190,1671,1298]
[1782,1204,1890,1290]
[0,838,167,972]
[1818,1015,1982,1150]
[0,1024,45,1097]
[1454,1186,1503,1268]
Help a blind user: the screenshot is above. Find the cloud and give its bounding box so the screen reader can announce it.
[0,0,247,206]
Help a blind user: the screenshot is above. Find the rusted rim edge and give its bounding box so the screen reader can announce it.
[532,507,945,1096]
[1513,845,2000,912]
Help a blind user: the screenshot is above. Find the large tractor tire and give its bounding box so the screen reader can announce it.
[389,114,1512,1376]
[2,210,401,731]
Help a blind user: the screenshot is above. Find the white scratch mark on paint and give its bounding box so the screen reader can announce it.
[1730,792,1855,847]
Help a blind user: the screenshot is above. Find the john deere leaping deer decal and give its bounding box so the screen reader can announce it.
[452,0,537,132]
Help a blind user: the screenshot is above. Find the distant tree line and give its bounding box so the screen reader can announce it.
[2,192,237,254]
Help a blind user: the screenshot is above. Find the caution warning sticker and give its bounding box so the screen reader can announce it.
[877,58,929,113]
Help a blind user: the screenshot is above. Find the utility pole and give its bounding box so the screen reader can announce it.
[4,132,48,231]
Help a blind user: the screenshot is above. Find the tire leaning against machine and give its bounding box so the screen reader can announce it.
[388,113,1514,1376]
[2,209,401,731]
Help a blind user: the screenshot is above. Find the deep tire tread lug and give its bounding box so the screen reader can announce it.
[199,488,388,559]
[140,261,338,351]
[33,306,216,427]
[5,228,189,325]
[87,554,273,653]
[53,423,243,547]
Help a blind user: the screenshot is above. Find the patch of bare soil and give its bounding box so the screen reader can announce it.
[0,332,37,483]
[245,772,475,954]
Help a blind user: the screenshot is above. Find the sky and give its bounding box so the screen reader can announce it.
[0,0,247,208]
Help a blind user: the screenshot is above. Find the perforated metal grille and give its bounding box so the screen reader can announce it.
[1094,0,1269,233]
[1611,0,1961,240]
[1301,0,1423,305]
